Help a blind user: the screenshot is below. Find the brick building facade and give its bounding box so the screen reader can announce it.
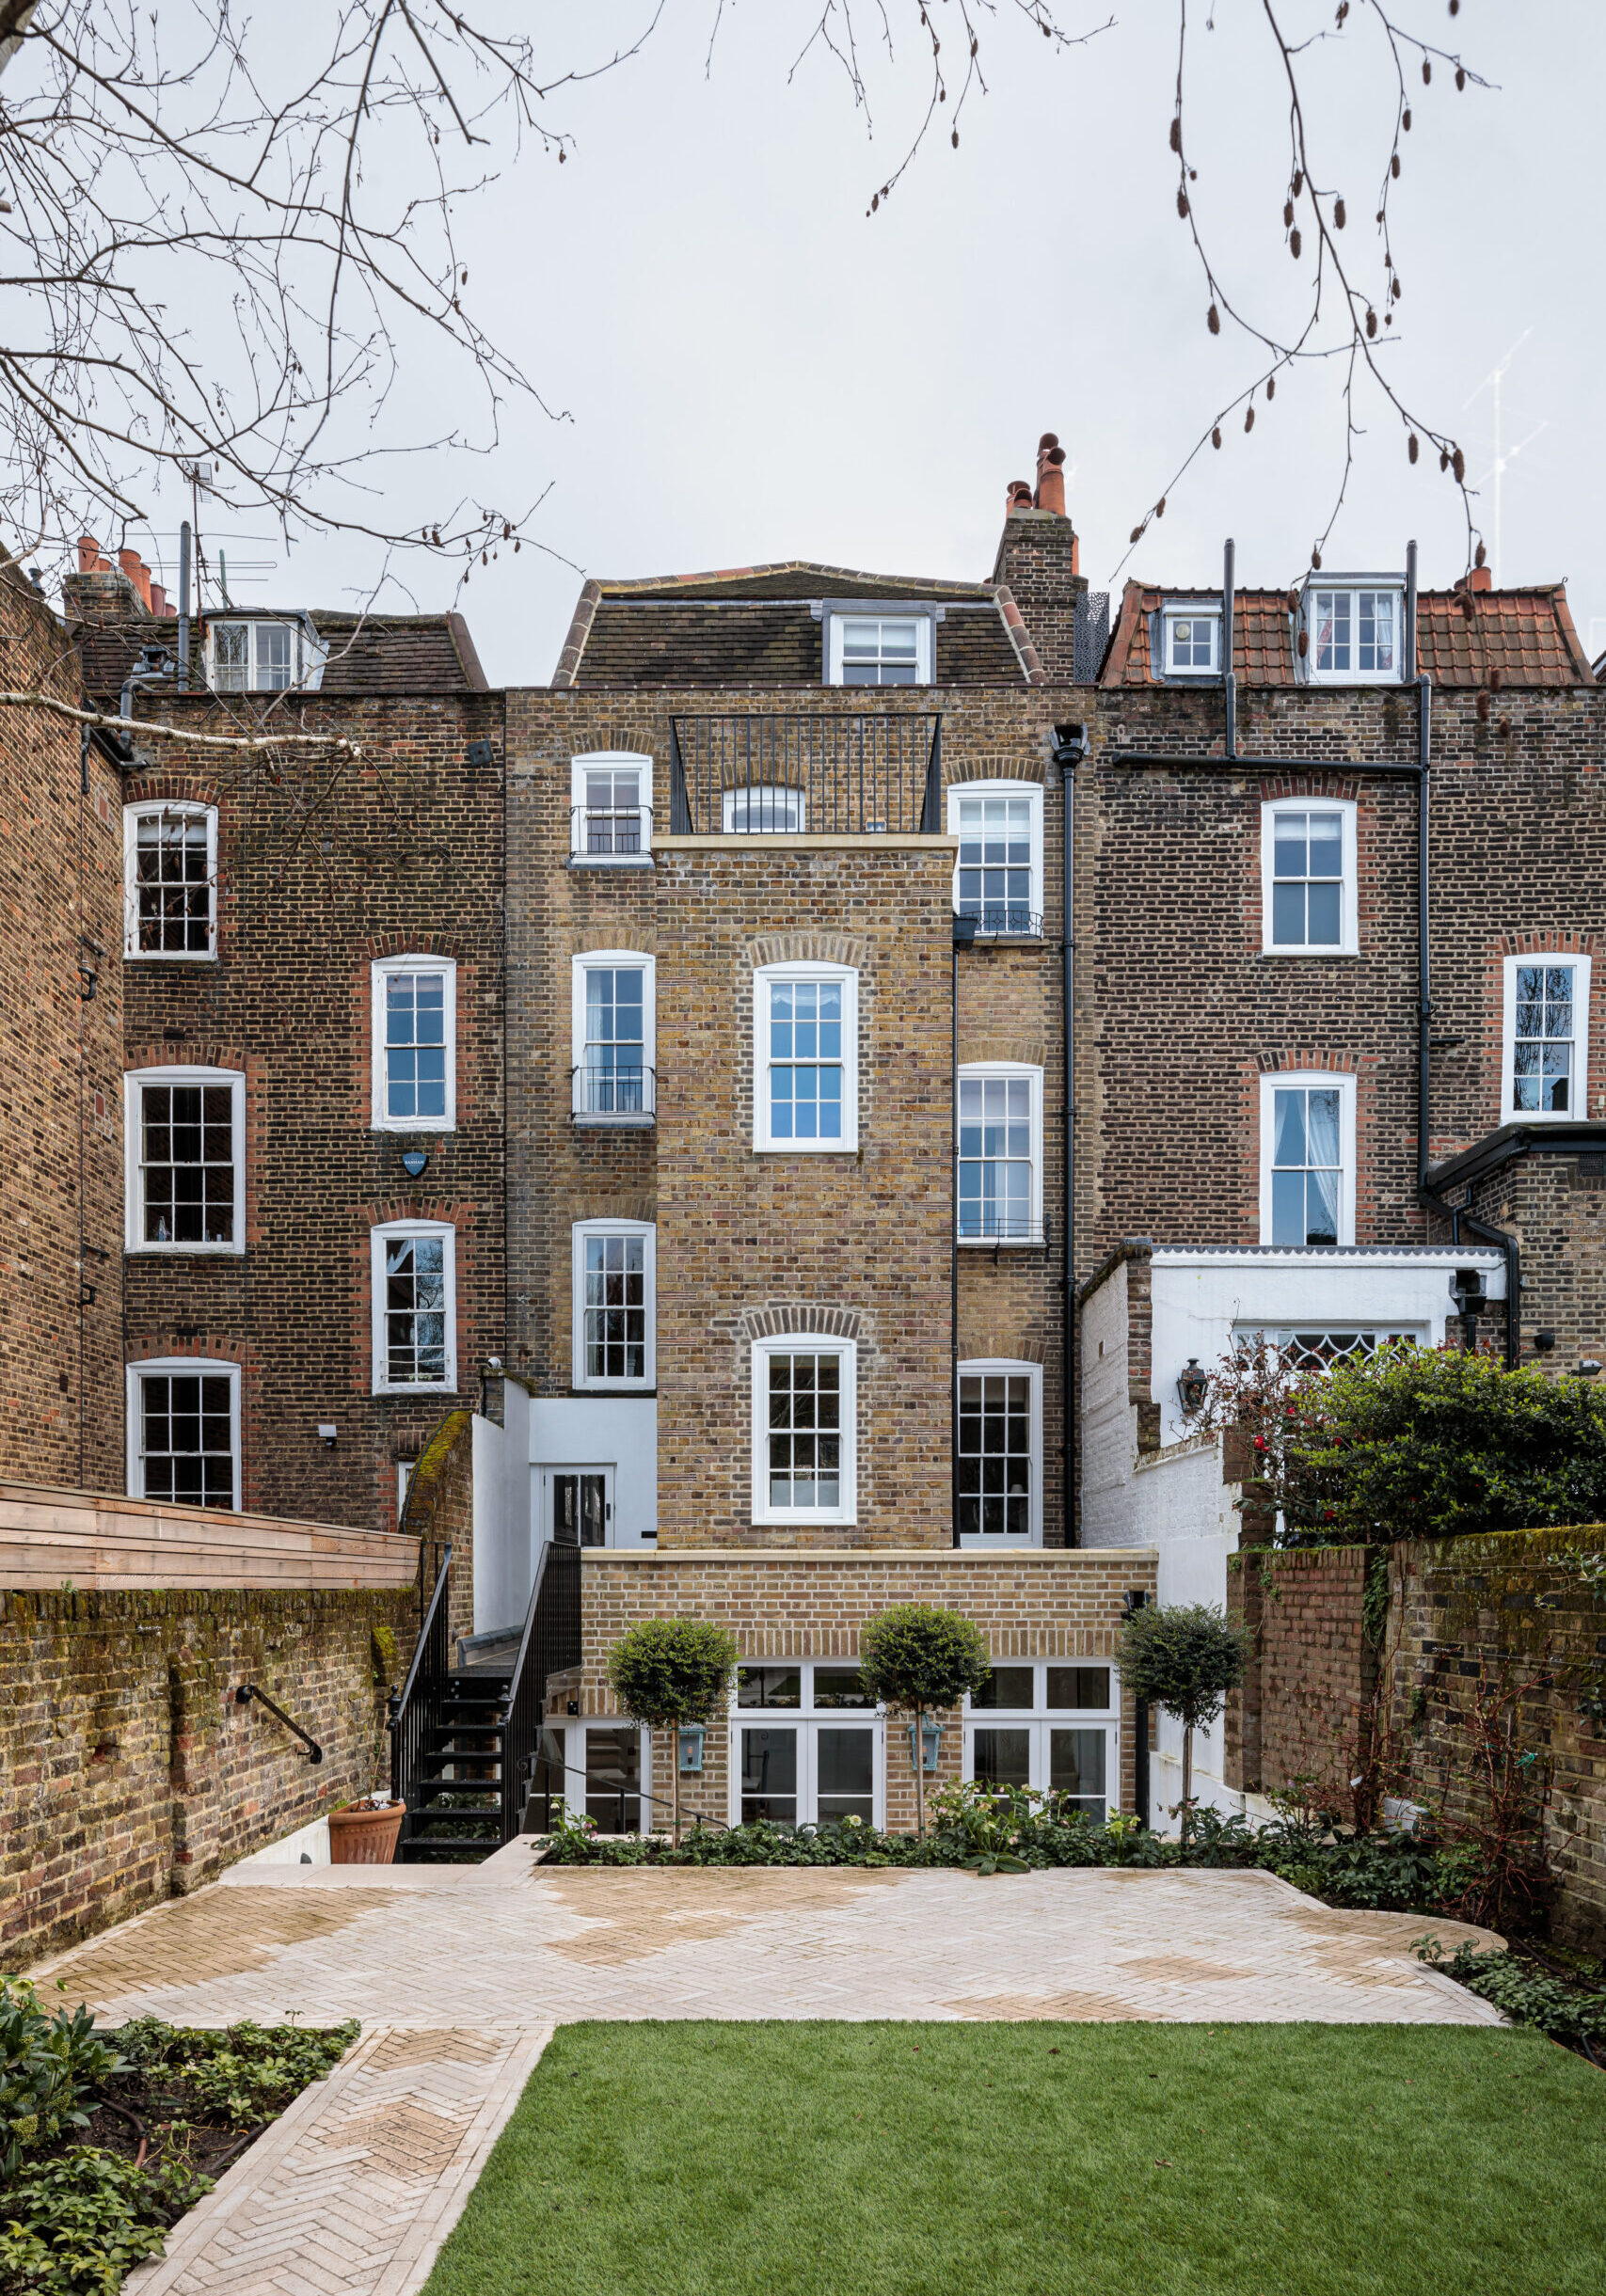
[58,558,507,1535]
[0,568,125,1494]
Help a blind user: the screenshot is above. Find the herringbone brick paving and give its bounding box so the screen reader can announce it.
[37,1857,1502,2295]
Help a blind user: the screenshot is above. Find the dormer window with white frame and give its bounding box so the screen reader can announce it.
[123,801,217,958]
[207,617,326,694]
[571,751,652,863]
[823,608,933,688]
[1305,584,1404,683]
[1160,604,1221,679]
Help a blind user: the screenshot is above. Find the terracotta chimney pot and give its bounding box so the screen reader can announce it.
[77,534,101,573]
[118,547,152,610]
[1034,431,1068,517]
[150,582,167,616]
[1005,480,1034,515]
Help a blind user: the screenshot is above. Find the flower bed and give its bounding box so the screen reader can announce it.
[0,1976,357,2294]
[537,1778,1559,1920]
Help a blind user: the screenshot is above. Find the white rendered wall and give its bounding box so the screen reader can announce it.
[528,1396,659,1555]
[1079,1260,1135,1548]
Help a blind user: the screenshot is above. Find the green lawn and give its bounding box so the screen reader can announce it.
[422,2020,1606,2296]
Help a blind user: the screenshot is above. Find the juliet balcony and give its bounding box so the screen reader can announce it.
[571,1059,656,1128]
[668,713,944,837]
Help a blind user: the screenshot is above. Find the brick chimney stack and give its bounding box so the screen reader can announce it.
[993,425,1086,680]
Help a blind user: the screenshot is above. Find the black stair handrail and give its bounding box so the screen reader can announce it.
[234,1683,323,1765]
[389,1543,452,1816]
[501,1537,582,1844]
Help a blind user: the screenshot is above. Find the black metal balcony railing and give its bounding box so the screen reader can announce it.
[570,803,652,860]
[572,1060,656,1124]
[958,903,1046,941]
[669,714,943,837]
[957,1209,1049,1247]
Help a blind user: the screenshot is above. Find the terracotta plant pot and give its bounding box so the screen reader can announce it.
[328,1799,405,1865]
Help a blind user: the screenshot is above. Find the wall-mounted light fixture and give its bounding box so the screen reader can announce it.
[1578,1359,1603,1380]
[677,1725,705,1775]
[400,1148,429,1180]
[1176,1358,1209,1416]
[1533,1329,1556,1353]
[317,1423,338,1449]
[907,1717,942,1774]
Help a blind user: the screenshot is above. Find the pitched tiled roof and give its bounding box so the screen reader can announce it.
[1101,579,1595,689]
[552,562,1034,689]
[70,607,488,698]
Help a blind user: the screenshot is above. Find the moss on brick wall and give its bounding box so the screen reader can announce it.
[0,1583,418,1968]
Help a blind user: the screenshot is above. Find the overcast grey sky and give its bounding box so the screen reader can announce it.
[177,2,1606,683]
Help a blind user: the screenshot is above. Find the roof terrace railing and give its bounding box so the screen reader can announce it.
[668,714,943,837]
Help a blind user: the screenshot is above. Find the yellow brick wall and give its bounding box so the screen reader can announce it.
[552,1546,1155,1832]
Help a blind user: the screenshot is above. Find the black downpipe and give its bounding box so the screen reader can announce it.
[1222,537,1237,762]
[177,519,192,687]
[951,913,978,1543]
[1054,725,1088,1544]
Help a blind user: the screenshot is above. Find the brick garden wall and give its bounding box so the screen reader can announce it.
[1226,1544,1375,1811]
[1226,1528,1606,1951]
[1,1582,418,1967]
[560,1546,1154,1833]
[0,579,125,1493]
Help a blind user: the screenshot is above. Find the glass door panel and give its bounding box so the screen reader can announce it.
[740,1726,798,1824]
[585,1725,644,1832]
[972,1728,1031,1788]
[816,1727,874,1823]
[1049,1729,1108,1825]
[552,1471,607,1547]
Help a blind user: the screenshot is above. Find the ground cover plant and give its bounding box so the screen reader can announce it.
[422,2020,1606,2296]
[537,1780,1527,1924]
[0,1977,356,2296]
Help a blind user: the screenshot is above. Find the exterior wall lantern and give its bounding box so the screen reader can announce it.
[907,1717,942,1773]
[677,1725,705,1775]
[1175,1358,1209,1416]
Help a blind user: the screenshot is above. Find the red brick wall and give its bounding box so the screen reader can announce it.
[0,578,125,1494]
[1,1583,417,1966]
[117,691,505,1531]
[1226,1544,1375,1810]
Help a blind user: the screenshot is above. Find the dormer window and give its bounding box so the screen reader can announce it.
[1161,606,1220,677]
[1306,585,1402,682]
[823,608,933,687]
[207,617,325,693]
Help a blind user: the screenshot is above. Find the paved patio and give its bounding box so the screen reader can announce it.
[39,1843,1501,2030]
[33,1851,1502,2296]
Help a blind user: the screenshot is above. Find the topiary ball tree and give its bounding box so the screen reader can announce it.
[1115,1602,1248,1843]
[607,1618,739,1845]
[858,1604,992,1837]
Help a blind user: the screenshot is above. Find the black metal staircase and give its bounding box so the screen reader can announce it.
[389,1539,581,1864]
